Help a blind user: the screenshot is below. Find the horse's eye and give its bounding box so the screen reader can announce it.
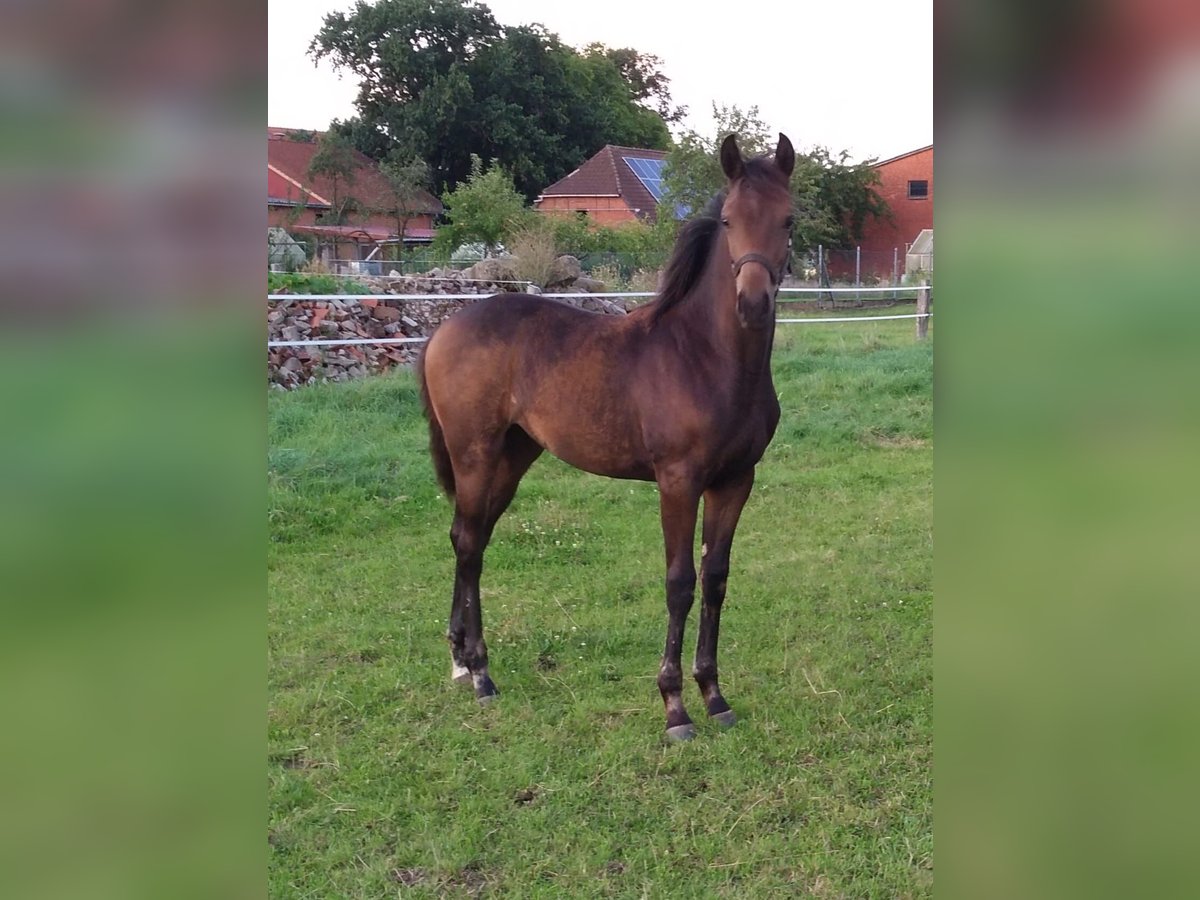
[720,217,730,227]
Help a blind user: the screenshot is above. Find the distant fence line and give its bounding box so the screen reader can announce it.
[267,285,930,303]
[269,244,931,285]
[268,311,934,349]
[267,285,933,349]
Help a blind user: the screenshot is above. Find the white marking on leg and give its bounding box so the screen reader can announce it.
[450,647,471,684]
[701,542,708,558]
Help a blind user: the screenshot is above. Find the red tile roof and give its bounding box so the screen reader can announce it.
[537,145,668,222]
[268,165,329,207]
[267,128,442,215]
[872,145,934,168]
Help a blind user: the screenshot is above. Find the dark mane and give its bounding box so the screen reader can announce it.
[646,158,789,324]
[647,213,720,323]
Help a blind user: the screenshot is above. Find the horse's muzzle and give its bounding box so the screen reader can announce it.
[736,290,775,330]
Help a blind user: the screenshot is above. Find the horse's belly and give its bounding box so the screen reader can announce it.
[536,438,656,481]
[520,410,655,482]
[554,447,656,482]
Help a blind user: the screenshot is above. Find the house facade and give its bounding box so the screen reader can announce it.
[832,144,933,279]
[267,128,442,267]
[534,146,673,225]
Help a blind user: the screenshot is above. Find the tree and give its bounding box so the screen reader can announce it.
[436,155,527,257]
[584,45,687,125]
[310,0,674,200]
[661,104,775,216]
[306,129,360,225]
[785,147,891,253]
[661,104,889,254]
[377,154,434,252]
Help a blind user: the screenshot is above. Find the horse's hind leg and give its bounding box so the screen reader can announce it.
[447,428,542,702]
[694,469,755,727]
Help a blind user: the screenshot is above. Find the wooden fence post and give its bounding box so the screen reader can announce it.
[916,279,931,340]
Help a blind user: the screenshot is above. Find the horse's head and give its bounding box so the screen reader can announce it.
[719,133,795,330]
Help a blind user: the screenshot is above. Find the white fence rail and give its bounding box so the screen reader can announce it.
[268,285,928,303]
[267,287,932,349]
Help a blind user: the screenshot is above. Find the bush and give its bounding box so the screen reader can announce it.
[507,226,559,288]
[628,268,660,294]
[587,263,622,291]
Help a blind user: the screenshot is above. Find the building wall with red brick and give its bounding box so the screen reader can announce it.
[827,145,932,279]
[534,195,637,226]
[859,146,932,277]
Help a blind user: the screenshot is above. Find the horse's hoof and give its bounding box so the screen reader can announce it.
[711,709,737,729]
[477,692,499,706]
[665,723,696,742]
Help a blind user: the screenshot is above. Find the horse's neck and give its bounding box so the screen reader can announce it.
[686,240,775,380]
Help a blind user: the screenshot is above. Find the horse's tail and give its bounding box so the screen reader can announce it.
[415,343,455,499]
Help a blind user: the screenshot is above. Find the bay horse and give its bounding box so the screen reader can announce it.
[417,133,795,740]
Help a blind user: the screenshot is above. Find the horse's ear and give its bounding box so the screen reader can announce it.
[775,133,795,177]
[720,134,744,181]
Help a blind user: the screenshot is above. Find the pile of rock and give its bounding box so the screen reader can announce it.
[354,268,527,297]
[268,289,527,389]
[268,263,633,390]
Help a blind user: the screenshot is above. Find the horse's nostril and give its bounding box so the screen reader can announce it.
[736,290,773,327]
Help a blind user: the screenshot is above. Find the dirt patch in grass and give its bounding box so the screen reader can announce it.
[271,747,312,770]
[865,431,930,449]
[443,865,493,896]
[391,867,428,887]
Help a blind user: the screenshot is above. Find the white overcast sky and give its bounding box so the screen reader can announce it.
[269,0,932,163]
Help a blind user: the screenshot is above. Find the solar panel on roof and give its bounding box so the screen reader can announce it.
[621,156,688,219]
[622,156,666,201]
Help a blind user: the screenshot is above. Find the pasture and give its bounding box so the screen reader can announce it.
[268,316,933,898]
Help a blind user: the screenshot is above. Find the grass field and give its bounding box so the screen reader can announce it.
[268,313,933,898]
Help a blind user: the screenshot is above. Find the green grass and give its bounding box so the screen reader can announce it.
[268,317,933,898]
[269,272,372,295]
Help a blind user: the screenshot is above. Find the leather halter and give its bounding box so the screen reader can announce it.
[731,236,793,288]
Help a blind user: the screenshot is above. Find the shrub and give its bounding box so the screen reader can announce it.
[507,225,560,288]
[587,263,623,291]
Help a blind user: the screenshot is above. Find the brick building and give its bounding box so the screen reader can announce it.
[831,144,932,279]
[267,128,442,266]
[534,145,678,225]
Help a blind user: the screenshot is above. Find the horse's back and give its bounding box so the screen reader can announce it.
[430,292,615,348]
[423,293,653,477]
[426,292,629,377]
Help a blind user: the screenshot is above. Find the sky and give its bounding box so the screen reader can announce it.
[268,0,932,163]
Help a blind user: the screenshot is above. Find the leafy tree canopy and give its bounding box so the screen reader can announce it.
[310,0,672,200]
[583,44,687,125]
[662,104,890,254]
[435,155,527,257]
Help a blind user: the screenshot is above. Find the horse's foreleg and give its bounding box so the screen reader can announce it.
[656,472,701,741]
[694,469,755,727]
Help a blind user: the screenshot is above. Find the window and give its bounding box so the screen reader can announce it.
[908,179,929,199]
